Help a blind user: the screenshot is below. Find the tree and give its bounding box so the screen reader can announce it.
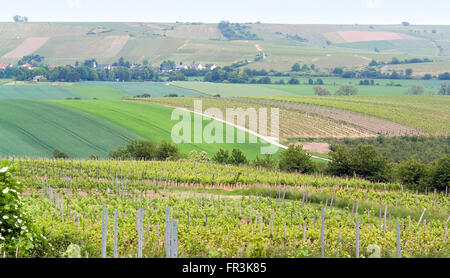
[405,68,413,76]
[252,154,277,169]
[53,149,69,159]
[335,84,358,96]
[313,86,331,96]
[229,148,248,165]
[213,148,230,164]
[430,155,450,191]
[405,85,424,95]
[397,158,429,190]
[127,140,158,160]
[438,82,450,95]
[157,141,182,160]
[279,145,316,173]
[291,63,301,72]
[327,144,391,182]
[288,78,299,85]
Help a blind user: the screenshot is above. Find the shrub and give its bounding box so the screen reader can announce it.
[212,149,230,164]
[252,154,277,169]
[313,86,331,96]
[0,162,45,256]
[156,141,182,160]
[229,148,248,165]
[279,145,316,173]
[405,85,424,95]
[335,84,358,96]
[53,149,69,159]
[396,158,430,190]
[327,144,391,182]
[430,155,450,191]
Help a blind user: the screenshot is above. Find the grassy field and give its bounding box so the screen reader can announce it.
[173,80,439,97]
[253,95,450,136]
[0,100,140,158]
[54,99,281,159]
[79,81,202,97]
[67,85,132,100]
[0,85,85,99]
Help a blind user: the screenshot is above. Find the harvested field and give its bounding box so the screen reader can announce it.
[335,31,419,43]
[293,142,330,154]
[103,35,130,57]
[2,37,50,58]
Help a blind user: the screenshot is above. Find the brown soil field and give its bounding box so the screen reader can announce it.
[2,37,50,58]
[336,31,419,43]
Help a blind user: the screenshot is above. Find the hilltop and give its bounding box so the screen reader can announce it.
[1,22,450,74]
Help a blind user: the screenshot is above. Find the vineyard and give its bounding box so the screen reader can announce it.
[133,97,418,140]
[2,157,448,258]
[252,96,450,136]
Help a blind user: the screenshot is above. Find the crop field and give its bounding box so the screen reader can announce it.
[80,81,202,97]
[136,97,379,140]
[67,85,132,100]
[54,100,279,159]
[252,96,450,136]
[0,100,141,158]
[173,81,439,97]
[3,158,448,258]
[0,85,85,100]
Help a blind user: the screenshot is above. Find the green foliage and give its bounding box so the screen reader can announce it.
[333,136,449,164]
[430,155,450,191]
[229,148,248,165]
[327,144,391,182]
[218,21,261,40]
[313,86,331,96]
[60,244,81,258]
[438,82,450,95]
[18,54,44,66]
[157,140,183,161]
[212,148,230,164]
[291,63,301,72]
[0,162,43,255]
[396,158,430,190]
[252,154,277,169]
[335,84,358,96]
[53,149,69,159]
[279,145,316,173]
[405,85,424,95]
[109,140,182,161]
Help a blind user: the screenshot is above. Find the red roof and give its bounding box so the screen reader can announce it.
[0,63,10,70]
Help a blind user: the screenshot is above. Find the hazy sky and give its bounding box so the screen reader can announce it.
[0,0,449,25]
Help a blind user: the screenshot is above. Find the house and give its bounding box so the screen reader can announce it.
[18,63,34,70]
[33,75,47,82]
[176,64,188,70]
[205,64,217,70]
[161,66,174,72]
[189,62,204,70]
[48,65,57,70]
[0,63,11,70]
[97,64,112,70]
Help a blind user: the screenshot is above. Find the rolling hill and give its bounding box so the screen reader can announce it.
[1,22,449,74]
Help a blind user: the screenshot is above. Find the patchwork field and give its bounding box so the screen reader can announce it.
[67,85,132,100]
[1,22,449,72]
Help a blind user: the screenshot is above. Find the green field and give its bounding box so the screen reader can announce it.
[67,85,132,100]
[253,95,450,136]
[79,81,202,97]
[0,85,85,99]
[0,100,140,158]
[54,99,281,159]
[173,80,438,97]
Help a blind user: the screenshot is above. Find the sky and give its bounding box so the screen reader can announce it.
[0,0,449,25]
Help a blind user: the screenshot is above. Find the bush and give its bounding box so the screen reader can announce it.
[335,84,358,96]
[109,140,182,161]
[252,154,277,169]
[396,158,430,190]
[405,85,424,95]
[430,155,450,191]
[53,149,69,159]
[229,148,248,165]
[313,86,331,96]
[279,145,316,173]
[157,140,182,160]
[0,162,45,256]
[212,149,230,164]
[327,144,391,182]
